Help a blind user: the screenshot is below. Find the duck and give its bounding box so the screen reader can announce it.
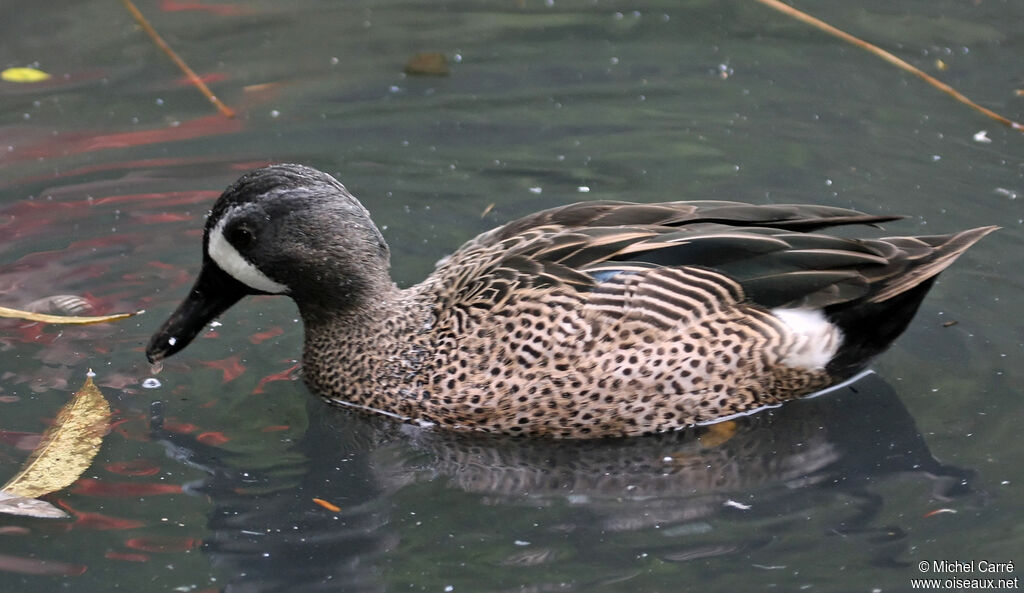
[146,163,995,438]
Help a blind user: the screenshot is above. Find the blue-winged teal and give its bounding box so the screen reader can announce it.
[147,164,995,438]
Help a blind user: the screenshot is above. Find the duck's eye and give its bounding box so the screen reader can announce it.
[227,224,255,249]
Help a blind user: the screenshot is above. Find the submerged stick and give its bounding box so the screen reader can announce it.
[751,0,1023,132]
[119,0,236,118]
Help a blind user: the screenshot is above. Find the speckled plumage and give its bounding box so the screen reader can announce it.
[147,164,995,438]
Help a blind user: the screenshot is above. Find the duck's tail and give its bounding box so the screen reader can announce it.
[824,225,997,378]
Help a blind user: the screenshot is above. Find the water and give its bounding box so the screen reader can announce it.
[1,0,1021,591]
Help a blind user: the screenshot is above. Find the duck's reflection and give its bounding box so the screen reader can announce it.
[153,373,972,593]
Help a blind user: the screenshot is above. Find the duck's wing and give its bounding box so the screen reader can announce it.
[428,200,993,319]
[455,200,901,255]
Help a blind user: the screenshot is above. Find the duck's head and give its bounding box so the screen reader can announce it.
[146,164,390,362]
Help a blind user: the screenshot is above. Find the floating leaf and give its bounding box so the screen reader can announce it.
[0,492,66,519]
[0,375,111,518]
[1,67,51,83]
[0,305,141,325]
[404,52,450,76]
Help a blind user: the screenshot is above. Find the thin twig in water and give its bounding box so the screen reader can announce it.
[751,0,1022,132]
[119,0,235,118]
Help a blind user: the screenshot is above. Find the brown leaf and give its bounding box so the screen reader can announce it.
[0,375,111,518]
[0,305,141,325]
[404,52,450,76]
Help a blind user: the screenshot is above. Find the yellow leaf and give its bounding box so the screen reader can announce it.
[0,375,111,516]
[0,305,142,325]
[1,67,52,83]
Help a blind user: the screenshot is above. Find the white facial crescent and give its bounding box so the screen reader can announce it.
[208,212,288,294]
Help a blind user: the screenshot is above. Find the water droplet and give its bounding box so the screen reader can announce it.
[142,378,162,389]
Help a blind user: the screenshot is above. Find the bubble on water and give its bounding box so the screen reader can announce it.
[142,378,162,389]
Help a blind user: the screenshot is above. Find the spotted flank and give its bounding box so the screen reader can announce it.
[147,164,996,438]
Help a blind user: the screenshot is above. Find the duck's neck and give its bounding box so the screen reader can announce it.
[297,278,405,329]
[297,283,434,415]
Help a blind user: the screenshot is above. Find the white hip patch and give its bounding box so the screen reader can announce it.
[771,307,842,370]
[208,214,288,294]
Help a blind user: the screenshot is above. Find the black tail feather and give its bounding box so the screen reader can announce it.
[825,277,937,378]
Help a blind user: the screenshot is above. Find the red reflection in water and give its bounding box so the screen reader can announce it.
[71,479,182,497]
[252,363,300,395]
[125,536,199,553]
[3,115,244,164]
[56,502,146,531]
[0,553,86,576]
[197,431,230,446]
[199,355,246,382]
[0,430,41,451]
[104,460,161,477]
[105,550,150,563]
[131,212,195,225]
[249,326,284,344]
[163,420,199,434]
[110,416,152,442]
